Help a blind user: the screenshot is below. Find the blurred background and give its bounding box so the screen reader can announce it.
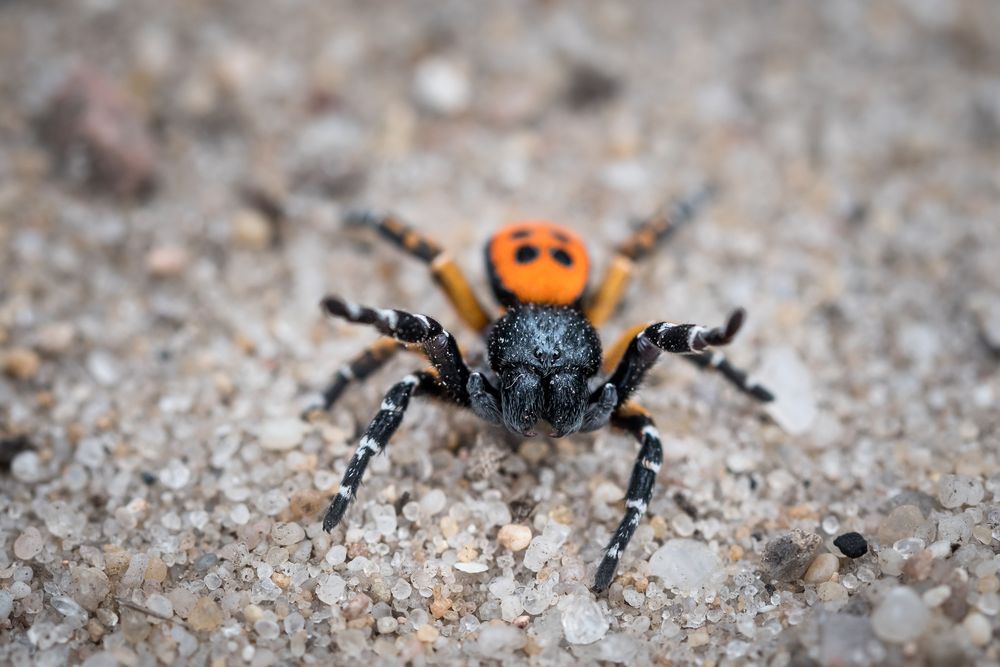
[2,1,999,665]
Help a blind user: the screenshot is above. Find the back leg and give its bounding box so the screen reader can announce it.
[346,210,493,332]
[323,370,440,530]
[303,338,406,418]
[585,187,715,326]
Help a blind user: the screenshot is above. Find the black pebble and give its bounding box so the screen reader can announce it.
[833,532,868,558]
[140,471,158,485]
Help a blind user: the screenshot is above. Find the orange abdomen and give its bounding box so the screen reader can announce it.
[486,221,590,307]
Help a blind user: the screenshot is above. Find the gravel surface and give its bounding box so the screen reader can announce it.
[2,2,1000,665]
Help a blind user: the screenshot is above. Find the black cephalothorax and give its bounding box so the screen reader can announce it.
[307,190,774,593]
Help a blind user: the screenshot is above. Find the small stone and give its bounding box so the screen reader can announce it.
[923,585,951,607]
[87,351,121,386]
[14,527,43,560]
[412,57,470,116]
[258,419,305,451]
[593,482,625,504]
[877,505,934,546]
[648,539,722,593]
[187,596,223,632]
[376,616,398,634]
[0,590,13,620]
[35,323,75,355]
[817,581,848,604]
[316,573,346,604]
[688,628,710,647]
[871,586,931,643]
[145,594,173,618]
[72,566,110,611]
[803,553,839,583]
[477,621,526,654]
[963,612,992,646]
[38,66,158,197]
[497,524,532,552]
[2,348,40,380]
[270,522,305,546]
[938,474,984,509]
[761,530,823,582]
[833,532,868,558]
[523,522,571,572]
[231,209,273,250]
[146,245,188,277]
[419,489,447,516]
[454,562,488,574]
[561,595,609,644]
[758,347,817,434]
[416,624,439,643]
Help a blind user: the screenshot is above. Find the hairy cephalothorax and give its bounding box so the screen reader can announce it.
[305,190,774,593]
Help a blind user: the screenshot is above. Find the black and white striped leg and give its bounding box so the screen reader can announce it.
[304,339,403,417]
[323,371,437,531]
[602,308,746,406]
[594,407,663,592]
[321,296,472,404]
[684,351,775,403]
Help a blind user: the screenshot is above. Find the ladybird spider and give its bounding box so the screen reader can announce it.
[307,188,774,592]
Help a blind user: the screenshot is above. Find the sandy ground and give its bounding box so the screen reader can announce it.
[2,1,1000,665]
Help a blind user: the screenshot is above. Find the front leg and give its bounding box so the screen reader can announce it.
[593,403,663,592]
[323,370,437,530]
[598,308,745,407]
[322,296,472,404]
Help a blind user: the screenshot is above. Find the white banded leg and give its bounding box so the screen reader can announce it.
[594,408,663,592]
[322,371,434,531]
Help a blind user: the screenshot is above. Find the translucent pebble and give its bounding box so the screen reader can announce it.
[391,579,412,600]
[964,612,992,646]
[477,621,526,653]
[922,585,951,607]
[325,545,347,566]
[230,504,250,525]
[648,539,722,593]
[402,502,421,522]
[561,595,609,644]
[937,515,972,543]
[459,614,480,633]
[75,438,107,468]
[186,596,224,632]
[370,505,397,536]
[938,475,984,509]
[256,490,289,516]
[758,347,817,434]
[660,619,681,638]
[50,595,85,619]
[893,537,925,558]
[255,618,281,639]
[204,573,222,591]
[81,652,118,667]
[0,591,12,620]
[377,616,398,634]
[671,514,695,538]
[821,516,841,535]
[258,418,305,451]
[160,460,191,490]
[454,562,488,573]
[316,574,346,604]
[623,588,644,608]
[523,522,571,572]
[146,594,173,618]
[726,640,750,657]
[871,586,931,643]
[14,527,43,560]
[12,451,42,482]
[420,489,447,516]
[270,522,305,546]
[9,581,30,599]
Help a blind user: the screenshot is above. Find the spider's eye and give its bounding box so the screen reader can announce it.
[515,245,539,263]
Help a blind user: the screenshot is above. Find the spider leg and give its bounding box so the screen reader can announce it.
[594,402,662,592]
[321,296,473,404]
[303,338,405,417]
[467,371,502,424]
[580,382,617,432]
[346,210,493,332]
[323,370,441,531]
[601,319,773,404]
[585,187,715,326]
[683,350,774,403]
[597,308,746,407]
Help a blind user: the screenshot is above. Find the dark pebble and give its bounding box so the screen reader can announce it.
[140,471,157,485]
[833,532,869,558]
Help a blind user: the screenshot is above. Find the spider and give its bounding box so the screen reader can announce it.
[307,189,774,592]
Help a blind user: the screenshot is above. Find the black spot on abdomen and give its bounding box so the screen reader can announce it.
[550,248,573,266]
[515,245,539,263]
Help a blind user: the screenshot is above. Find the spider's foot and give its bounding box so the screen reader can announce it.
[592,554,618,593]
[323,493,350,532]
